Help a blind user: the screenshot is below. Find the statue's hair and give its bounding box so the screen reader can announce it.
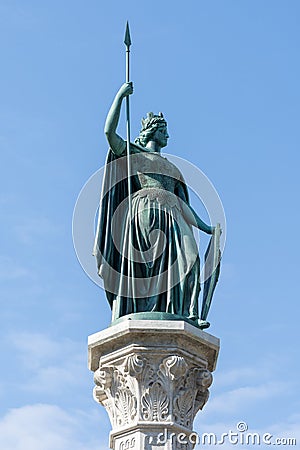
[134,112,167,147]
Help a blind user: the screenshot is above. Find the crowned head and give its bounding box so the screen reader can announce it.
[135,112,168,148]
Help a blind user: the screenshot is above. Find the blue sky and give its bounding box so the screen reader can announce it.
[1,1,300,448]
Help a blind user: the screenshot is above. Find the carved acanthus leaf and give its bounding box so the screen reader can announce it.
[115,386,137,426]
[124,354,144,377]
[141,381,169,421]
[159,355,188,382]
[173,388,195,427]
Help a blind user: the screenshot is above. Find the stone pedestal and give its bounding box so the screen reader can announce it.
[88,320,219,449]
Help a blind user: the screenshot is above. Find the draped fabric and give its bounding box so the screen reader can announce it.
[93,147,201,323]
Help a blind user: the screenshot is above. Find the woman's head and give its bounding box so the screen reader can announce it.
[135,112,168,147]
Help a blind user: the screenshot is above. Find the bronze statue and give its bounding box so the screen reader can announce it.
[93,25,221,328]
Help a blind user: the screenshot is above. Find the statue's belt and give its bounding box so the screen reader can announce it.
[133,188,182,210]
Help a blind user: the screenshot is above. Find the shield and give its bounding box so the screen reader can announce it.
[200,223,221,321]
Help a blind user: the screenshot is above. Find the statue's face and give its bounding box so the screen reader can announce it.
[153,125,169,148]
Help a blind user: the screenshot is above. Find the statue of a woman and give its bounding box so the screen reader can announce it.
[93,83,215,324]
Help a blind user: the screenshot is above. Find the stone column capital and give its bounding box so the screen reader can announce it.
[88,320,219,449]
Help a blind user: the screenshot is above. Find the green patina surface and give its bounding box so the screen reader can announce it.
[93,83,220,329]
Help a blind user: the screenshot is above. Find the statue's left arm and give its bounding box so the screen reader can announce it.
[176,182,214,234]
[188,205,214,234]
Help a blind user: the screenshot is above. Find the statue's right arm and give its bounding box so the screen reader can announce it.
[104,83,133,156]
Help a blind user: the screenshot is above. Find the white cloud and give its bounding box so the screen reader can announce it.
[11,332,75,370]
[9,332,87,394]
[193,360,299,449]
[208,356,298,414]
[213,366,260,388]
[205,382,286,416]
[213,356,289,388]
[0,404,106,450]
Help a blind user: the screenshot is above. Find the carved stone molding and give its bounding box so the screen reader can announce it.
[94,352,212,432]
[88,320,219,449]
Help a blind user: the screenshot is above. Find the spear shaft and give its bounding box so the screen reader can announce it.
[124,22,134,297]
[124,22,132,216]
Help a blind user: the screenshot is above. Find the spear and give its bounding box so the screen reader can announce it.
[124,22,132,200]
[124,22,134,297]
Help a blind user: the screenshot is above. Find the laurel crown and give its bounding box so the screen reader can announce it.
[141,112,167,131]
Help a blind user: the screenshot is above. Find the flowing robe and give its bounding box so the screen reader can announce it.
[93,145,201,322]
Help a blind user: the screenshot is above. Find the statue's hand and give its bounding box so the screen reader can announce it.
[117,82,134,99]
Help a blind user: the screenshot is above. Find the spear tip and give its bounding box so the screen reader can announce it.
[124,21,132,47]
